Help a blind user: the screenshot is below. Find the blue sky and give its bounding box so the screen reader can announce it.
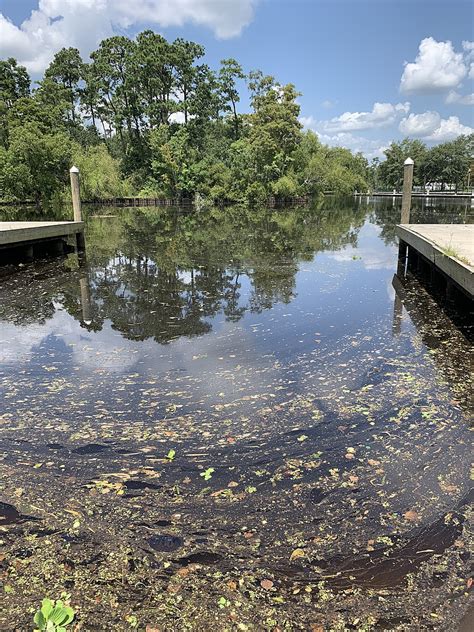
[0,0,473,158]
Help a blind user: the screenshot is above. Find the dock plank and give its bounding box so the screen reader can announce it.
[396,224,473,298]
[0,221,84,247]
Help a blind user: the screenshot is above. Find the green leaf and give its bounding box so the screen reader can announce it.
[34,611,46,628]
[49,606,68,625]
[49,605,73,626]
[200,467,215,481]
[62,606,75,624]
[41,599,54,619]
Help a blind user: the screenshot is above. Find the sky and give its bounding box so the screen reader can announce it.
[0,0,473,159]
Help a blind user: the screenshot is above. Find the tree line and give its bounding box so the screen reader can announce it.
[369,136,473,192]
[0,31,472,207]
[0,32,368,206]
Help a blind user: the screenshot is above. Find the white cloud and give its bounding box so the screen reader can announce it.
[445,90,474,105]
[321,99,336,109]
[400,37,467,93]
[299,115,388,159]
[329,224,397,270]
[399,111,473,141]
[424,116,473,142]
[462,41,474,79]
[463,40,474,61]
[0,0,257,73]
[317,131,388,160]
[399,111,441,137]
[299,115,316,129]
[320,102,410,133]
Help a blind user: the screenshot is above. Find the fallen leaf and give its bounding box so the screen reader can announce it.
[403,510,419,522]
[289,548,305,562]
[260,579,274,590]
[439,481,458,493]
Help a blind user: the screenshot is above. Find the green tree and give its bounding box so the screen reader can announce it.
[44,47,84,124]
[73,144,132,199]
[246,82,302,188]
[0,58,30,147]
[218,59,245,139]
[422,135,473,191]
[135,30,175,127]
[0,123,73,204]
[378,139,427,189]
[172,38,205,124]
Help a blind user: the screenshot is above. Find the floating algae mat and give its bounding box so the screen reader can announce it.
[0,199,472,630]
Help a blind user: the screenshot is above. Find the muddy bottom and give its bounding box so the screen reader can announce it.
[0,203,472,630]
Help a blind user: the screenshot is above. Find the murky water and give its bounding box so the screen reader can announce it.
[0,197,472,630]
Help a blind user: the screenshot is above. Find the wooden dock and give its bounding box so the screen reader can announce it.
[396,224,474,298]
[0,221,85,260]
[356,192,474,199]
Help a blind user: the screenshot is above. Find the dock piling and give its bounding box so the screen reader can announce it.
[401,158,414,223]
[70,166,82,222]
[70,166,85,251]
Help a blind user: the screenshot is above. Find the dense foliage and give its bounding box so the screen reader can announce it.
[0,33,472,206]
[369,136,473,192]
[0,34,369,205]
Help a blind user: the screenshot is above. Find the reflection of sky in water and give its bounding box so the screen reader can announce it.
[0,203,472,629]
[0,205,472,539]
[0,221,399,373]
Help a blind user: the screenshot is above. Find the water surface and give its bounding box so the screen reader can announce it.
[0,197,472,630]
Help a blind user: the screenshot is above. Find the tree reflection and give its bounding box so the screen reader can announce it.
[0,202,368,342]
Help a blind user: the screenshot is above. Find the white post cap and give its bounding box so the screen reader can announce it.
[404,157,414,166]
[70,165,80,173]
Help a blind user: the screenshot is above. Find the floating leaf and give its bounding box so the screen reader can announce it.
[289,548,305,562]
[200,468,215,481]
[260,579,273,590]
[403,510,419,522]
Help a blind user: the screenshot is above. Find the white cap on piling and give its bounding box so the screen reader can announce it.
[70,165,80,173]
[404,157,414,165]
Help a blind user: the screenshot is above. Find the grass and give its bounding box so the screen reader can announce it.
[441,245,471,266]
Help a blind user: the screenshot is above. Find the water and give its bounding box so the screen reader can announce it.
[0,197,472,630]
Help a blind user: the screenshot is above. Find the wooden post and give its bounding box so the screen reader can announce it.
[79,274,92,325]
[70,166,82,222]
[401,157,414,224]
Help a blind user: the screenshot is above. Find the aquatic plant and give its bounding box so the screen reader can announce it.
[33,598,75,632]
[200,467,215,481]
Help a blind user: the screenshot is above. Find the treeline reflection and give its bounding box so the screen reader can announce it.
[1,201,367,343]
